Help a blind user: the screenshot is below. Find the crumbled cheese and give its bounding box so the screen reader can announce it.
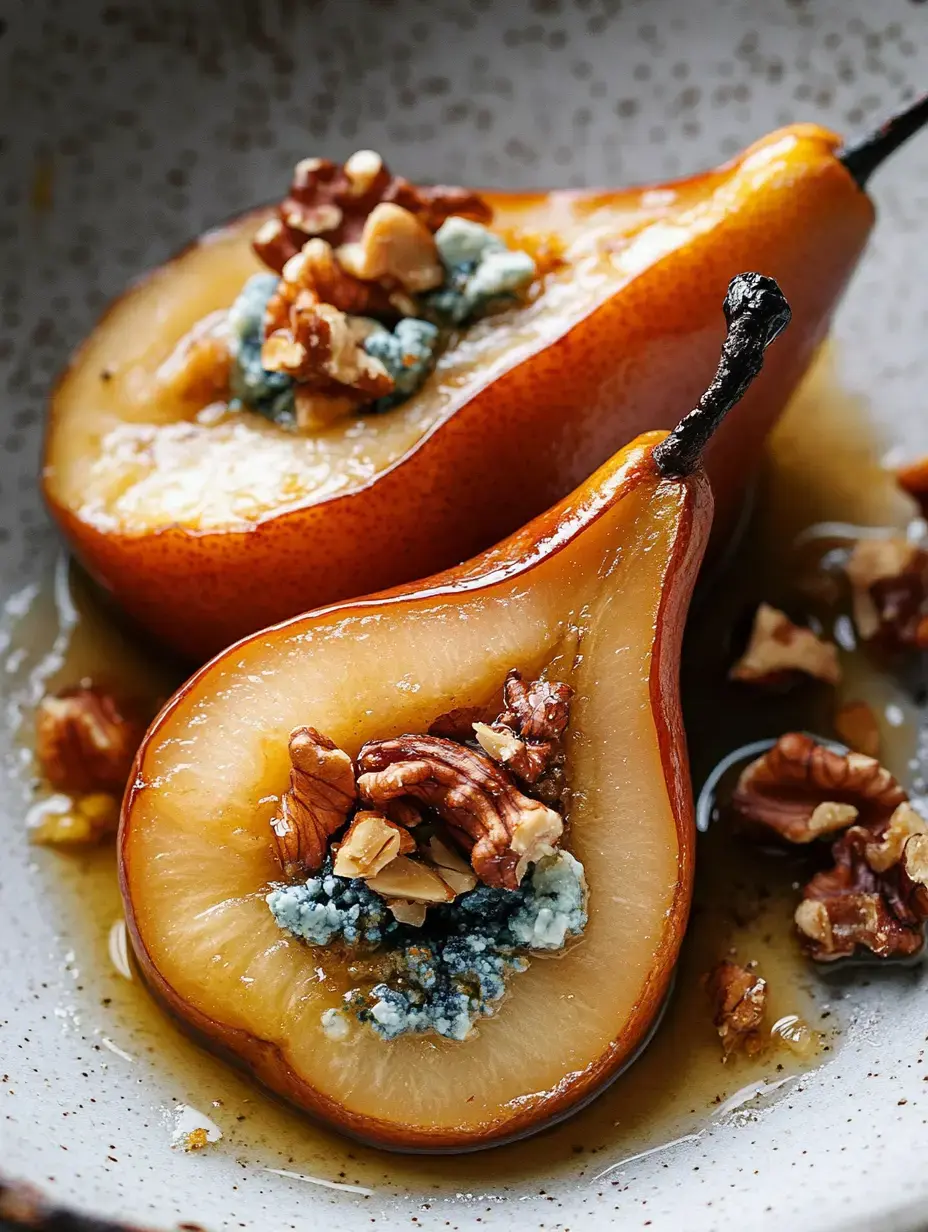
[363,318,440,410]
[426,217,537,325]
[269,851,587,1042]
[320,1007,350,1040]
[227,273,296,425]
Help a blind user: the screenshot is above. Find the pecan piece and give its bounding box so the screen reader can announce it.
[729,603,840,688]
[705,960,767,1059]
[473,669,573,786]
[844,535,928,651]
[796,807,928,961]
[271,727,357,879]
[35,686,145,795]
[256,149,493,269]
[731,732,906,844]
[332,809,414,879]
[356,734,563,889]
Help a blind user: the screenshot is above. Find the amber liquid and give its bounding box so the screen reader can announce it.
[3,347,921,1194]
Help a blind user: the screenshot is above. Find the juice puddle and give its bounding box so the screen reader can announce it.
[3,345,924,1199]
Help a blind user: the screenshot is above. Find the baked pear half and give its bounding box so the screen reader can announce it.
[119,275,791,1149]
[45,129,869,659]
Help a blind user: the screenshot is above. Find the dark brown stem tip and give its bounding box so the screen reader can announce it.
[838,91,928,189]
[653,272,791,480]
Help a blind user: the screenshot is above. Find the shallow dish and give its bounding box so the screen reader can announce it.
[2,2,928,1230]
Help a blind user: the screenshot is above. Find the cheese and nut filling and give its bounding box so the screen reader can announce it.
[178,150,539,433]
[266,670,589,1042]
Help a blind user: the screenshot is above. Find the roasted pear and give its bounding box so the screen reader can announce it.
[44,100,928,660]
[120,274,791,1150]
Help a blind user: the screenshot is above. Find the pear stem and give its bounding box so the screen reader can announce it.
[838,92,928,189]
[653,273,791,480]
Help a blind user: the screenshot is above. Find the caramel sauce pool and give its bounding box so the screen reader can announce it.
[4,346,921,1195]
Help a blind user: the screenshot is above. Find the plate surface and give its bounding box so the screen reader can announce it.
[2,2,928,1230]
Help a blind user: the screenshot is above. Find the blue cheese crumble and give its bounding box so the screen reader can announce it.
[425,217,537,325]
[363,318,441,411]
[268,851,587,1042]
[227,273,296,426]
[226,218,536,427]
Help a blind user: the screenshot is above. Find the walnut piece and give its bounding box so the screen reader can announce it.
[796,804,928,961]
[336,203,444,294]
[153,309,231,408]
[271,727,357,879]
[474,669,573,787]
[254,149,493,271]
[357,734,563,889]
[35,686,145,795]
[261,241,396,408]
[332,810,414,879]
[428,705,492,742]
[731,732,906,844]
[729,603,840,687]
[844,535,928,651]
[705,960,767,1059]
[28,791,121,847]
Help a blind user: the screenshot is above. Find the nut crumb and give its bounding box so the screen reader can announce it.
[271,727,357,878]
[844,535,928,651]
[336,202,444,294]
[35,686,145,796]
[796,802,928,961]
[28,791,120,847]
[476,669,574,794]
[729,603,840,687]
[705,960,767,1059]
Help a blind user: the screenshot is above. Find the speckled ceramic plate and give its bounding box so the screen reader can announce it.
[4,2,928,1230]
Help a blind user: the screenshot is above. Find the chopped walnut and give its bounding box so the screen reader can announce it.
[271,727,357,878]
[428,705,492,742]
[705,960,767,1059]
[357,734,563,889]
[834,699,881,759]
[796,810,928,961]
[35,686,145,795]
[729,603,840,687]
[365,854,457,904]
[28,791,121,847]
[844,535,928,651]
[254,150,493,271]
[336,203,444,294]
[332,810,415,879]
[731,732,906,844]
[263,296,393,400]
[153,309,231,408]
[264,238,400,333]
[474,669,574,788]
